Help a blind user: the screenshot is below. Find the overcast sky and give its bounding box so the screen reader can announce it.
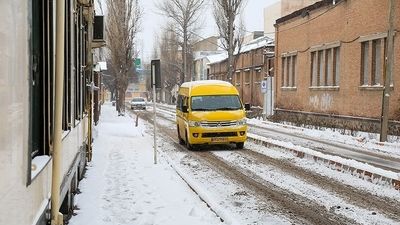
[136,0,280,62]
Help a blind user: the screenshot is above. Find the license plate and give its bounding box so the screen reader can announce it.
[211,137,228,142]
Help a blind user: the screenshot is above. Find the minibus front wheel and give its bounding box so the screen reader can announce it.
[177,125,185,145]
[185,131,194,150]
[236,142,244,149]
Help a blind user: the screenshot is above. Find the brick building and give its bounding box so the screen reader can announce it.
[208,54,228,81]
[208,36,274,107]
[233,36,274,107]
[274,0,400,134]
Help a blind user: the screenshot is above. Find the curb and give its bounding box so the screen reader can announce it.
[247,135,400,191]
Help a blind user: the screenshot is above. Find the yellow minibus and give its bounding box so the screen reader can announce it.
[176,80,249,150]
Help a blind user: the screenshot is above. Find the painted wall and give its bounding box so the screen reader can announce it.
[0,1,90,224]
[0,1,52,225]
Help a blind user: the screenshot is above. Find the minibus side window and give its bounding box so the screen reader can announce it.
[176,95,182,110]
[182,96,188,112]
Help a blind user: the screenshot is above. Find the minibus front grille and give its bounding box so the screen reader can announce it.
[202,132,238,138]
[200,121,237,127]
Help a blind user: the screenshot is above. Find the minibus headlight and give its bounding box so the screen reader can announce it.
[237,119,247,126]
[188,120,201,127]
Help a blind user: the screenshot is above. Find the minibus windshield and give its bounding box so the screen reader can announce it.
[191,95,242,111]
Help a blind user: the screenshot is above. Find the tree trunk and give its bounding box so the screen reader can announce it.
[117,88,125,115]
[115,89,120,112]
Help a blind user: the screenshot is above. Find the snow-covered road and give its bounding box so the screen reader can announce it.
[69,103,400,225]
[69,104,224,225]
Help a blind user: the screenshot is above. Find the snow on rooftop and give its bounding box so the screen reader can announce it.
[194,51,226,61]
[206,36,275,65]
[206,52,228,64]
[236,36,274,54]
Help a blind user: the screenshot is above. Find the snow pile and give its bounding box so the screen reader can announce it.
[248,133,400,181]
[248,118,400,157]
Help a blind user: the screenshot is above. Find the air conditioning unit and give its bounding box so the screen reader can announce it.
[93,16,105,48]
[93,16,104,40]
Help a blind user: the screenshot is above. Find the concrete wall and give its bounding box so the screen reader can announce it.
[281,0,320,16]
[193,36,219,52]
[242,31,264,45]
[264,0,319,39]
[264,2,281,38]
[0,1,52,225]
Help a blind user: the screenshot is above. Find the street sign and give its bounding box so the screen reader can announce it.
[261,80,267,93]
[134,58,141,69]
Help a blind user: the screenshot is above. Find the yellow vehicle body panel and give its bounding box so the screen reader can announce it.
[176,80,247,146]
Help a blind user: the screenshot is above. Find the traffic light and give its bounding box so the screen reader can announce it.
[151,59,161,88]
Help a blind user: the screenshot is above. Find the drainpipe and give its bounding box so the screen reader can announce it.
[51,0,65,224]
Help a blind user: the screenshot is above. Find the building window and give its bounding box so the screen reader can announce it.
[310,47,340,87]
[75,6,85,121]
[255,68,262,84]
[265,58,274,78]
[281,54,296,88]
[360,38,386,86]
[63,0,72,131]
[31,0,54,160]
[244,70,250,84]
[235,71,241,86]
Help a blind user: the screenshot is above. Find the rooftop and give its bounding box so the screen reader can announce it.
[276,0,343,25]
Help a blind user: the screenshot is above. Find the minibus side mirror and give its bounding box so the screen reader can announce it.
[244,103,251,111]
[182,105,188,113]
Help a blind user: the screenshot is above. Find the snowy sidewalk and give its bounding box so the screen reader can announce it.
[69,104,223,225]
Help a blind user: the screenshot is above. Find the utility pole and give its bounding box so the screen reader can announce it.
[183,29,187,83]
[380,0,395,142]
[228,10,234,81]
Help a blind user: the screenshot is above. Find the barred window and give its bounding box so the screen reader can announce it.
[281,55,296,88]
[235,71,241,86]
[360,37,387,86]
[244,70,250,84]
[311,47,340,87]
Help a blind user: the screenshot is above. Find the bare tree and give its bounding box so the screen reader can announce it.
[102,59,117,100]
[157,0,205,84]
[213,0,246,81]
[106,0,142,115]
[159,23,182,102]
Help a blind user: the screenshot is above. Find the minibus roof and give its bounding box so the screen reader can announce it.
[180,80,238,96]
[180,80,233,88]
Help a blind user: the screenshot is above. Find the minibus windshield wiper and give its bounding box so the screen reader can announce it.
[216,107,241,110]
[191,108,214,111]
